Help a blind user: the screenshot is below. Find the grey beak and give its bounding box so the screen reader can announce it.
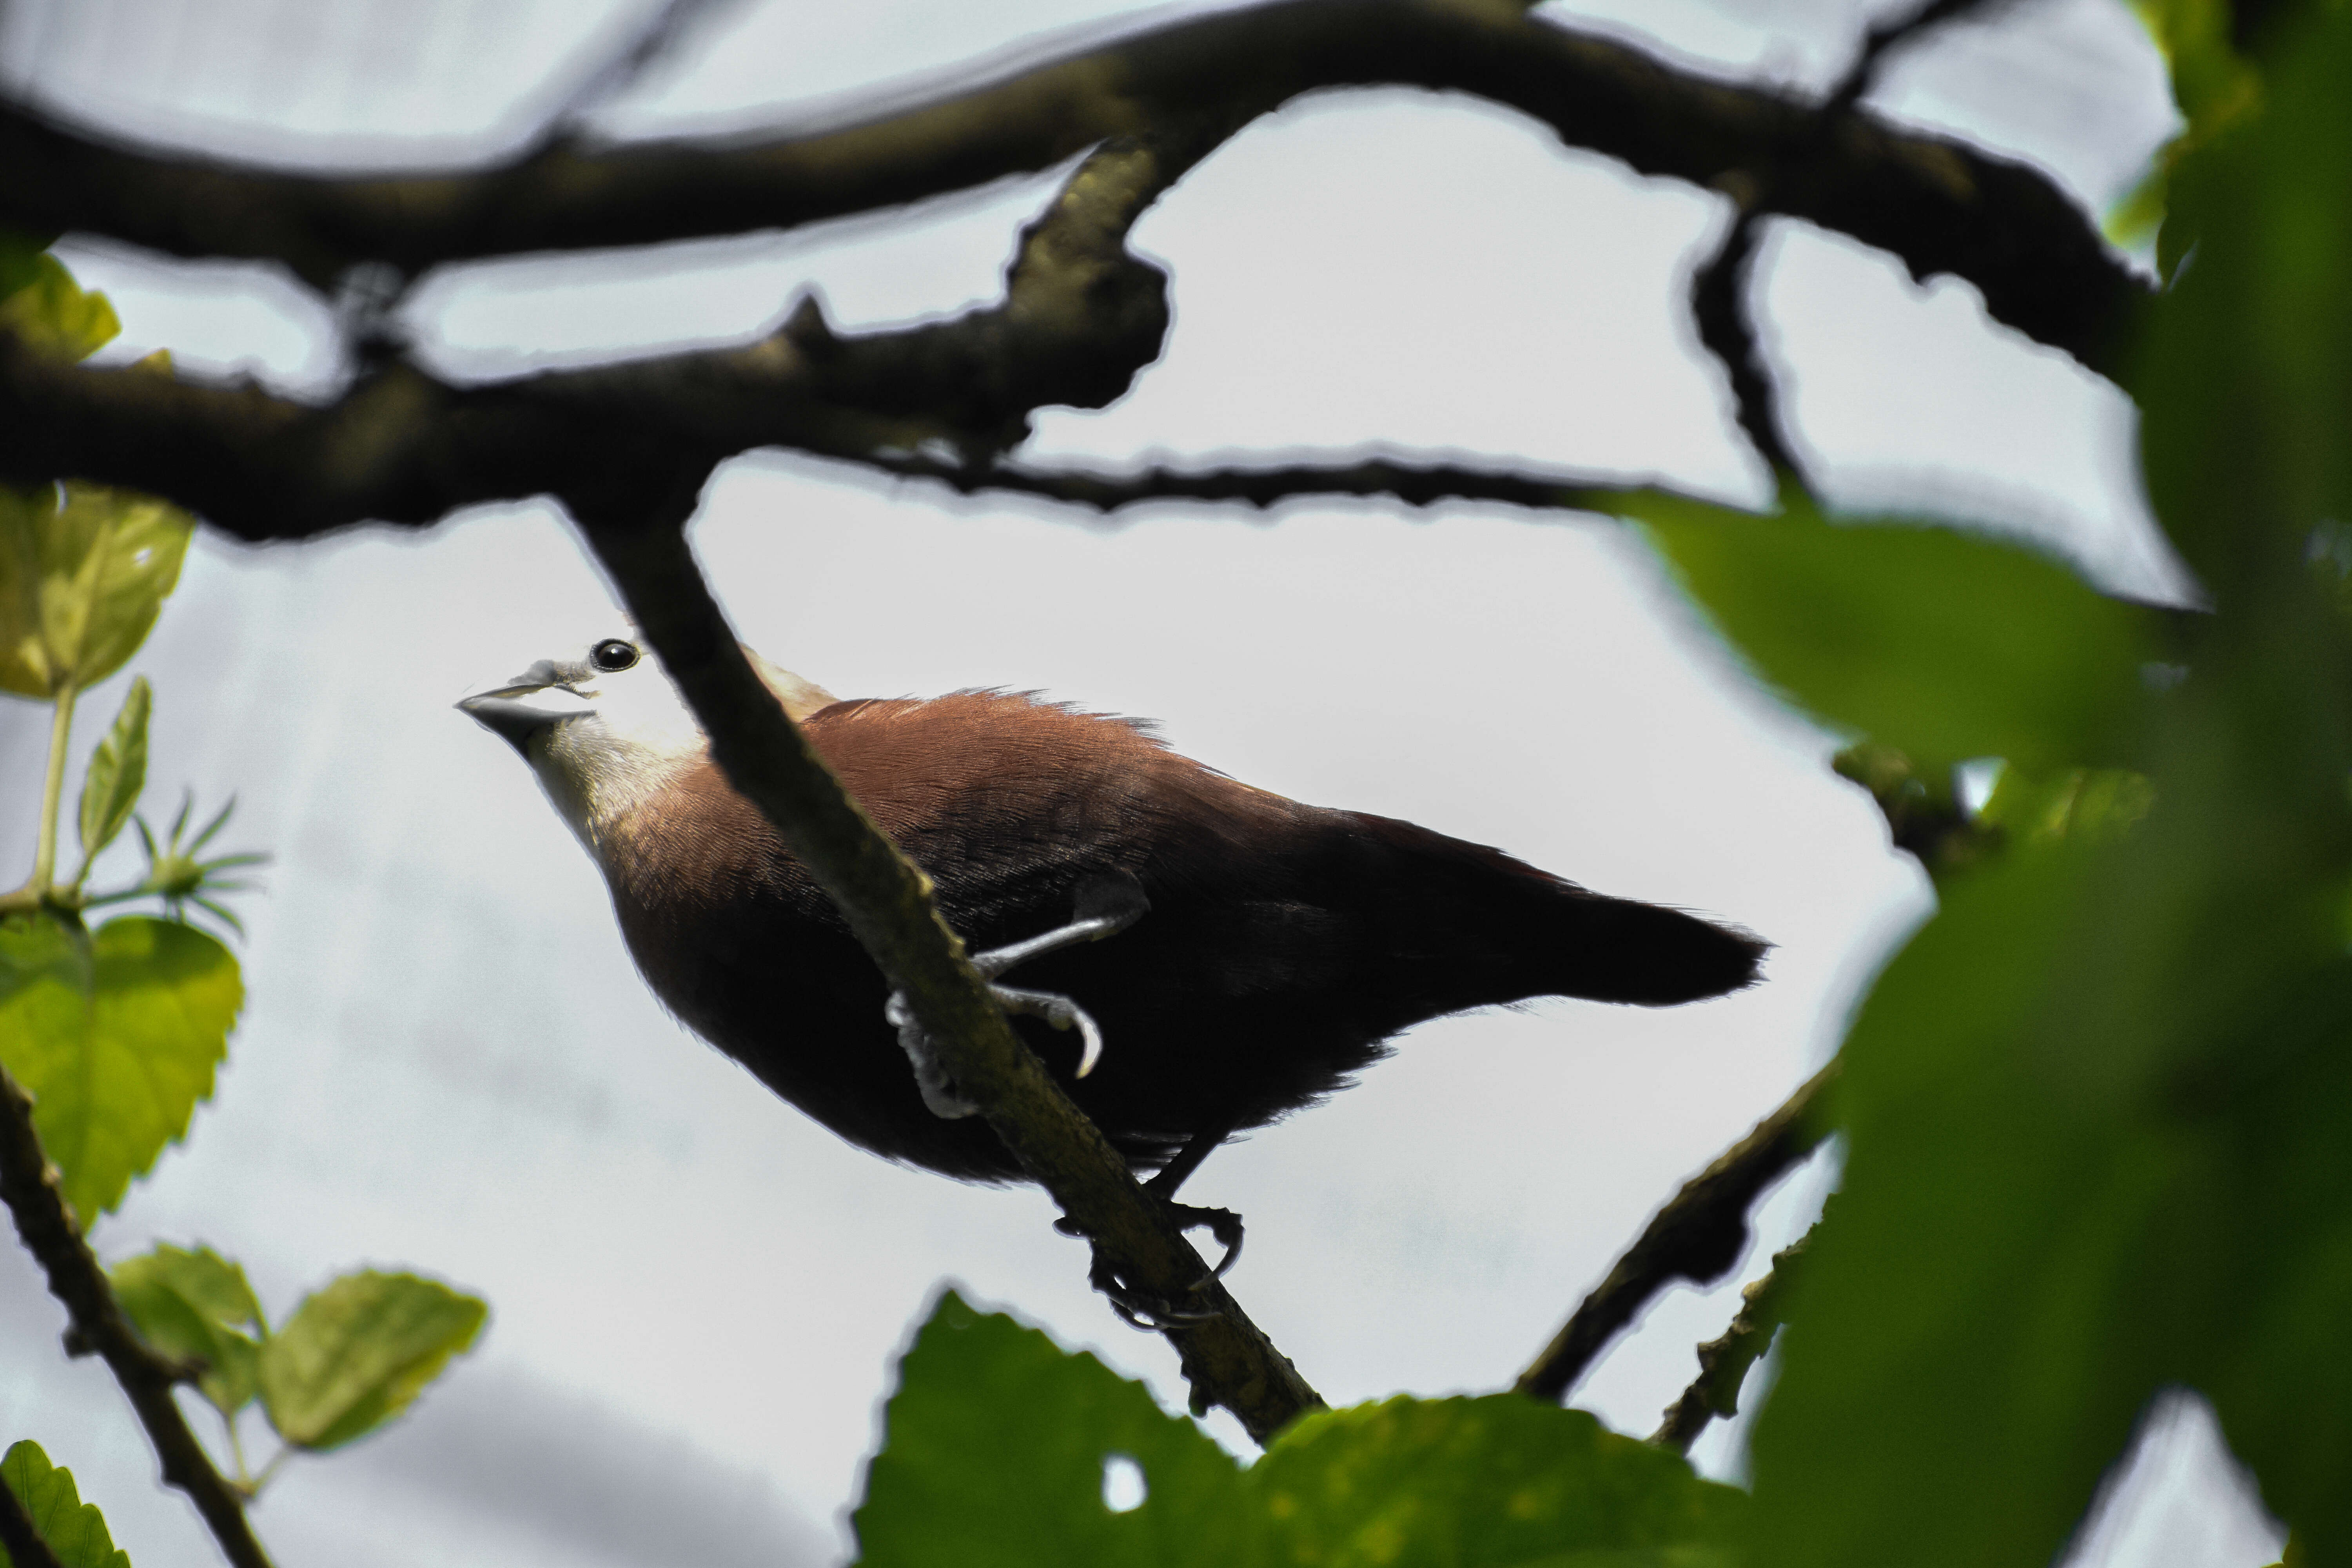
[457,661,593,753]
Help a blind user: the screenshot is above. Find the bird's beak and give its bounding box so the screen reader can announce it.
[457,661,594,752]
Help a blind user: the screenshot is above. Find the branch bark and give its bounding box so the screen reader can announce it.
[0,1058,274,1568]
[568,472,1323,1444]
[1514,1060,1837,1404]
[851,450,1715,516]
[5,0,2142,375]
[1689,204,1812,504]
[0,119,1216,537]
[1650,1225,1811,1453]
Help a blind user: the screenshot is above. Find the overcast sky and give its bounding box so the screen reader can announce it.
[0,1,2287,1565]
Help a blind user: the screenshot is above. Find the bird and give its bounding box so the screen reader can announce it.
[459,633,1765,1243]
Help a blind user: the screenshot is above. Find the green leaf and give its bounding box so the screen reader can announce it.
[76,678,150,873]
[109,1244,265,1417]
[0,483,194,699]
[2135,2,2352,593]
[259,1271,487,1450]
[0,914,239,1224]
[1,1440,133,1568]
[1631,497,2155,776]
[0,232,60,306]
[0,254,118,363]
[1975,766,2155,849]
[854,1290,1247,1568]
[2114,0,2261,259]
[853,1294,1744,1568]
[1731,22,2352,1541]
[1250,1396,1745,1568]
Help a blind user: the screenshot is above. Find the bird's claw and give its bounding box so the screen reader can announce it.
[1169,1202,1246,1278]
[886,975,1113,1118]
[1087,1251,1223,1330]
[1058,1196,1248,1329]
[987,984,1108,1077]
[886,871,1147,1109]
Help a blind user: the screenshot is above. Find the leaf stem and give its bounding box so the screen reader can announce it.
[28,684,77,897]
[223,1409,252,1490]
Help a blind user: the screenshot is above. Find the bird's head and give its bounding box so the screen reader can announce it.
[457,633,834,854]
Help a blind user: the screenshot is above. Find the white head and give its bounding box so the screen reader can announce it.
[457,633,834,857]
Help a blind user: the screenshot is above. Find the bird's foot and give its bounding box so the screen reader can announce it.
[965,872,1148,1078]
[884,870,1151,1114]
[1057,1193,1247,1330]
[886,976,1118,1116]
[1054,1195,1243,1271]
[1167,1201,1245,1278]
[970,869,1150,983]
[1087,1249,1222,1330]
[986,983,1109,1076]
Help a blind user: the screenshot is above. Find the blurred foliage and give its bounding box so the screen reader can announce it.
[2114,0,2263,259]
[0,243,485,1531]
[0,239,189,704]
[1629,5,2352,1564]
[1635,498,2159,777]
[0,1441,131,1568]
[0,483,192,702]
[853,1293,1744,1567]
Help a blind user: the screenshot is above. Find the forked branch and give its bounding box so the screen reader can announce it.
[1515,1061,1836,1403]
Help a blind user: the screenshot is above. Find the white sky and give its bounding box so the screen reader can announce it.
[0,1,2286,1565]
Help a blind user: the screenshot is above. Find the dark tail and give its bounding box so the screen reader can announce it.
[1518,888,1766,1005]
[1339,812,1767,1013]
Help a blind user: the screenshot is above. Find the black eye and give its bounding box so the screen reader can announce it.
[591,639,639,673]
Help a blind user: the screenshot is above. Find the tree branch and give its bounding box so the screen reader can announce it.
[1650,1224,1811,1453]
[0,1059,275,1568]
[1688,203,1812,504]
[851,449,1715,516]
[5,0,2141,376]
[0,118,1215,536]
[1684,0,2020,503]
[567,473,1323,1443]
[1514,1060,1837,1404]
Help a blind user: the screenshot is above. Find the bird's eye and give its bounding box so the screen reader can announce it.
[591,639,640,673]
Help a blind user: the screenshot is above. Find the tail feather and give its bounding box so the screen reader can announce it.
[1340,811,1766,1011]
[1521,889,1766,1005]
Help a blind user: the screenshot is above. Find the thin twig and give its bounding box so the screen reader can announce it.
[855,450,1713,517]
[569,472,1323,1443]
[1688,0,2022,504]
[0,1463,67,1568]
[1823,0,2018,117]
[1515,1061,1837,1404]
[0,1060,275,1568]
[1651,1224,1813,1453]
[541,0,742,132]
[1688,204,1813,505]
